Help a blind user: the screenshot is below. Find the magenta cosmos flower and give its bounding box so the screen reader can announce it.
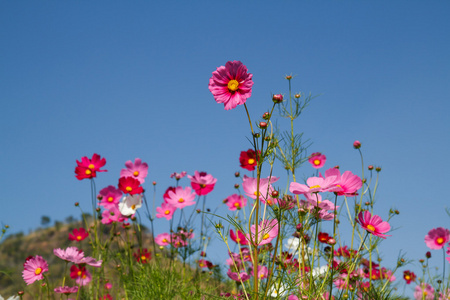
[188,171,217,196]
[357,211,391,239]
[308,152,326,169]
[54,286,79,295]
[230,229,248,245]
[22,255,48,285]
[239,149,259,171]
[75,153,107,180]
[289,175,338,194]
[165,186,196,209]
[68,227,89,242]
[247,219,279,246]
[208,60,254,110]
[425,227,450,250]
[324,167,362,196]
[118,176,143,195]
[242,175,279,202]
[98,185,123,209]
[414,283,435,300]
[120,158,149,184]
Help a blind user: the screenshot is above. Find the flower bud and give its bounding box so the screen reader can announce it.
[18,291,24,296]
[285,75,292,80]
[271,190,279,198]
[264,136,271,141]
[419,259,424,263]
[296,223,302,231]
[234,172,240,177]
[327,238,336,245]
[365,202,370,206]
[253,132,260,138]
[259,121,268,129]
[201,251,206,257]
[375,166,381,172]
[294,93,301,98]
[334,165,340,169]
[272,94,283,103]
[234,184,240,189]
[426,251,431,258]
[196,209,201,213]
[353,140,361,149]
[152,181,157,185]
[96,207,101,212]
[4,225,9,229]
[75,202,79,207]
[395,210,399,215]
[262,112,270,120]
[368,165,374,170]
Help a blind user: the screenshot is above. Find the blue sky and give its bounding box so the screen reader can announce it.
[1,1,450,296]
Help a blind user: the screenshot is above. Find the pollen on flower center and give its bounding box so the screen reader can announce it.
[405,275,411,280]
[236,238,241,242]
[437,237,445,244]
[227,79,239,92]
[313,159,321,165]
[133,171,139,176]
[107,196,114,202]
[77,271,82,276]
[162,238,168,243]
[234,202,240,208]
[85,169,92,175]
[263,233,270,240]
[141,255,146,260]
[178,198,185,203]
[200,184,206,188]
[126,186,132,192]
[131,205,136,210]
[77,236,82,240]
[366,224,375,232]
[165,210,170,215]
[309,185,321,189]
[35,267,42,275]
[248,158,255,165]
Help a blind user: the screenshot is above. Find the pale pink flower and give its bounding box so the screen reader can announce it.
[22,255,48,285]
[247,219,279,246]
[414,283,435,300]
[155,233,172,246]
[308,152,326,169]
[356,211,391,239]
[156,202,177,220]
[227,268,250,282]
[209,60,254,110]
[289,175,338,194]
[101,206,127,224]
[224,194,247,211]
[120,158,149,184]
[425,227,450,250]
[324,167,362,196]
[54,247,84,263]
[54,286,78,294]
[242,175,279,202]
[188,171,217,196]
[252,265,268,279]
[98,185,123,209]
[165,186,196,209]
[170,171,187,180]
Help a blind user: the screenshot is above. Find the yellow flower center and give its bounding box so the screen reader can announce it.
[35,267,42,275]
[200,184,206,188]
[77,236,82,241]
[437,237,445,244]
[85,169,92,175]
[309,185,321,189]
[131,205,136,210]
[141,255,146,261]
[236,238,241,243]
[82,274,86,279]
[248,158,255,165]
[162,238,168,243]
[133,171,139,176]
[77,271,82,276]
[263,233,270,240]
[313,159,321,165]
[405,275,410,280]
[366,224,375,232]
[234,202,240,208]
[126,186,132,192]
[178,198,184,203]
[165,210,171,215]
[267,199,273,206]
[254,191,260,196]
[227,79,239,92]
[107,196,114,202]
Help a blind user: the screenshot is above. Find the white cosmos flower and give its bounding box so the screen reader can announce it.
[312,265,328,278]
[0,296,20,300]
[268,282,287,298]
[283,237,313,262]
[118,194,142,216]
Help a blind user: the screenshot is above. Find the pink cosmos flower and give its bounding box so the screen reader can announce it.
[54,247,84,263]
[308,152,326,169]
[425,227,450,250]
[163,186,176,203]
[230,229,249,245]
[156,202,177,220]
[70,265,92,286]
[289,175,338,194]
[54,286,79,295]
[101,205,127,224]
[439,289,450,300]
[188,171,217,196]
[251,265,268,279]
[165,186,196,209]
[224,194,247,211]
[22,255,48,285]
[242,175,279,202]
[170,171,187,180]
[288,296,299,300]
[75,153,107,180]
[118,176,143,195]
[247,219,279,246]
[209,60,254,110]
[414,283,435,300]
[155,233,172,246]
[198,259,214,269]
[68,227,89,242]
[356,211,391,239]
[227,269,250,282]
[324,167,362,196]
[120,158,149,184]
[98,185,123,209]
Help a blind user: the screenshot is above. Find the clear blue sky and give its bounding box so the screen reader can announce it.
[1,1,449,297]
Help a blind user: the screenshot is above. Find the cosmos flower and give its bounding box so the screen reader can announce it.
[53,247,84,263]
[403,270,416,284]
[308,152,326,169]
[155,233,172,246]
[75,153,107,180]
[118,194,142,216]
[134,248,151,264]
[54,286,78,295]
[68,228,89,242]
[239,149,259,171]
[156,202,177,220]
[120,158,149,184]
[226,269,250,282]
[118,176,143,195]
[170,171,187,180]
[356,211,391,239]
[247,219,278,246]
[209,60,254,110]
[224,194,247,211]
[324,167,362,196]
[289,175,339,195]
[242,175,279,202]
[188,171,217,196]
[425,227,450,250]
[414,283,435,300]
[98,185,123,209]
[230,229,248,245]
[22,255,48,285]
[70,265,91,286]
[165,186,196,209]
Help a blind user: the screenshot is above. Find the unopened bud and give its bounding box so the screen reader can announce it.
[196,209,201,213]
[262,112,270,120]
[259,122,268,129]
[271,190,279,198]
[18,291,24,296]
[296,223,302,231]
[294,93,301,98]
[4,225,9,229]
[234,172,240,177]
[368,165,374,170]
[353,140,361,149]
[327,238,336,245]
[272,94,283,103]
[253,133,260,138]
[96,207,101,212]
[375,166,381,172]
[234,184,240,189]
[264,136,271,141]
[365,202,370,206]
[395,210,399,215]
[152,181,157,185]
[285,75,292,80]
[75,202,79,207]
[419,259,424,263]
[426,251,431,258]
